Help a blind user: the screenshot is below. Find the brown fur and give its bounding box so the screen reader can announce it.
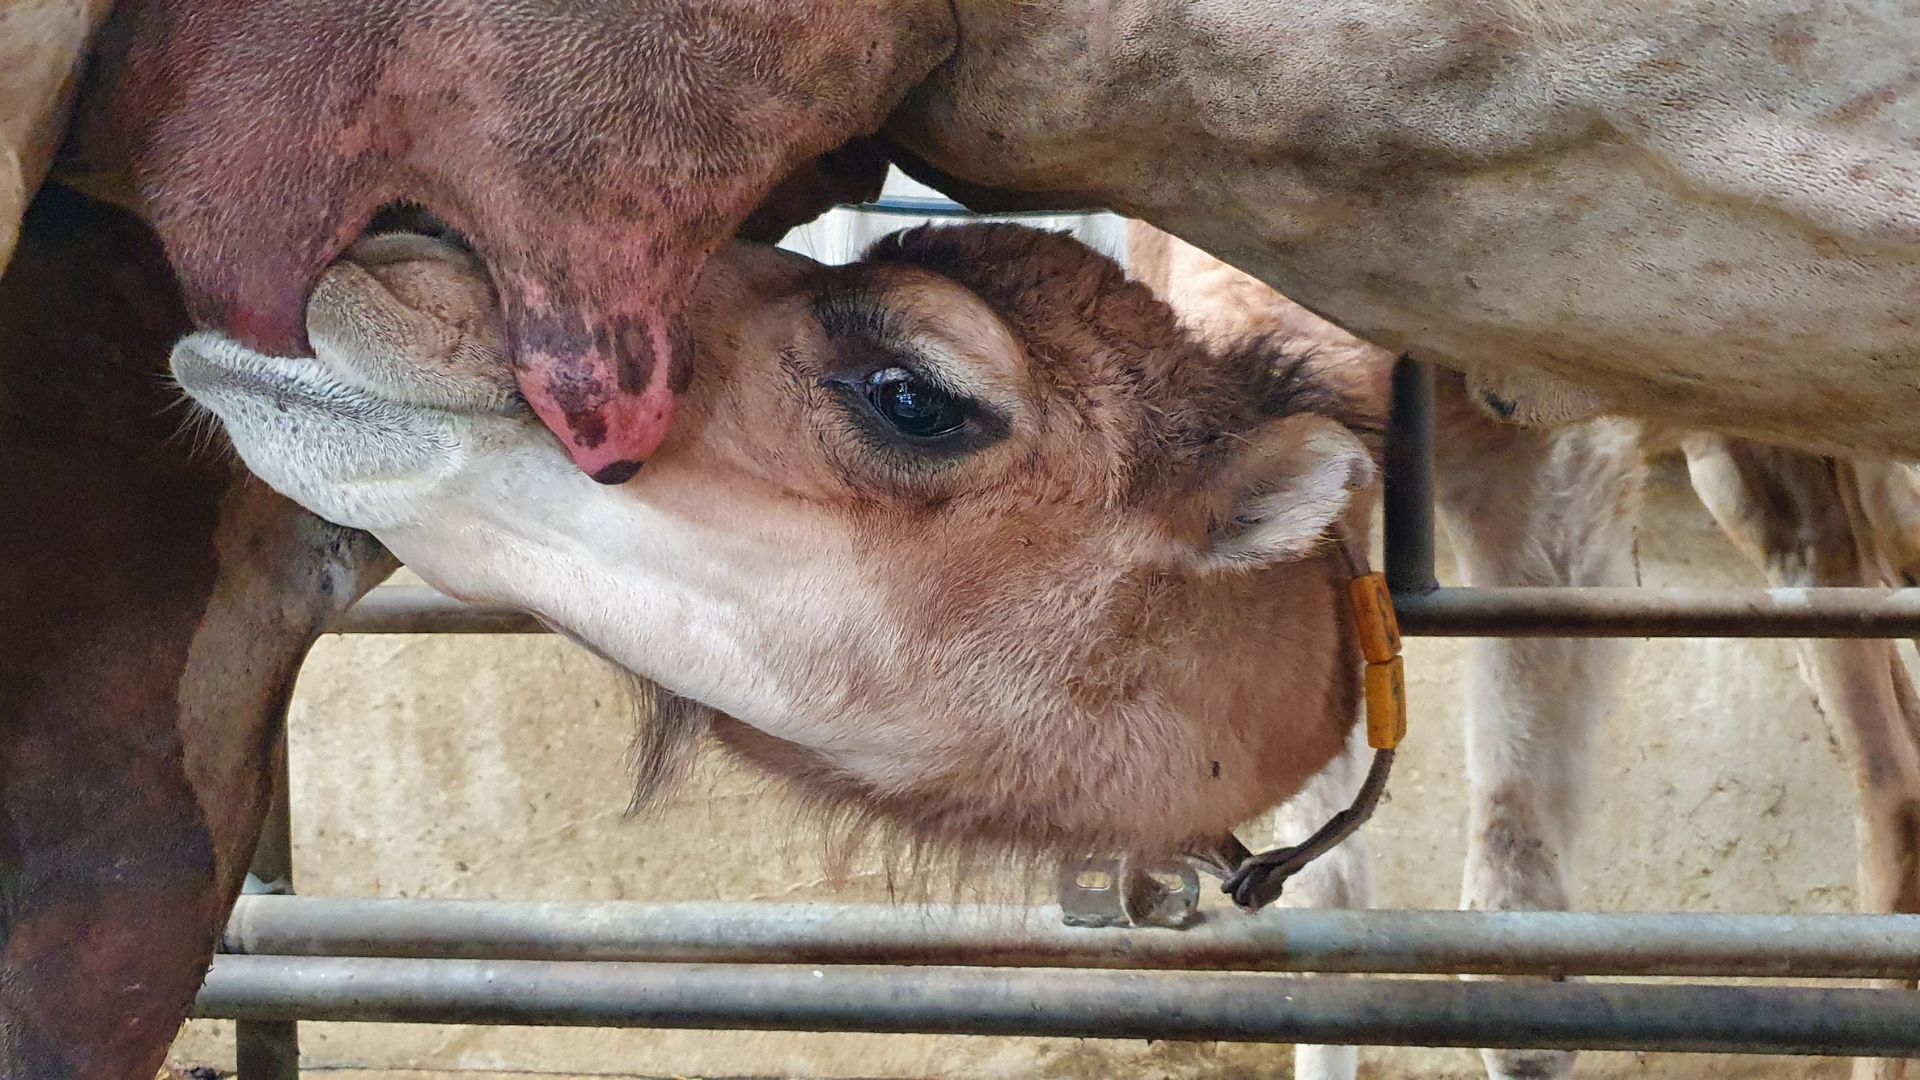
[593,225,1375,877]
[0,186,395,1077]
[766,237,1358,860]
[863,224,1381,500]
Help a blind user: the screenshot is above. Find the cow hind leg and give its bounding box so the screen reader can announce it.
[0,185,394,1077]
[1880,661,1920,928]
[1433,373,1646,1080]
[1683,437,1920,1080]
[1846,457,1920,928]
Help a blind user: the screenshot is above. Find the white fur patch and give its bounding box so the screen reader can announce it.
[1205,422,1375,569]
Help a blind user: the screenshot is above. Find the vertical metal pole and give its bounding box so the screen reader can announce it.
[1384,356,1438,596]
[236,737,299,1080]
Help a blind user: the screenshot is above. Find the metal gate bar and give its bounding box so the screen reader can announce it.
[220,897,1920,980]
[235,745,299,1080]
[195,956,1920,1058]
[1393,586,1920,637]
[1384,356,1439,595]
[336,584,1920,638]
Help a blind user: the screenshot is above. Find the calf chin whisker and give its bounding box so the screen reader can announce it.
[158,392,236,465]
[779,786,1066,908]
[618,681,1188,906]
[621,676,712,817]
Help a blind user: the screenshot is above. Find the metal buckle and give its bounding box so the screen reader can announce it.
[1056,854,1200,929]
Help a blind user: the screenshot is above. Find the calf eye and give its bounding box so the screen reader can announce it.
[865,367,965,439]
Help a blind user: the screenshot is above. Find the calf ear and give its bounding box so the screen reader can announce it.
[1188,414,1376,572]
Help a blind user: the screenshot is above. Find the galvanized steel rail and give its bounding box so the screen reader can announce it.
[337,581,1920,640]
[195,956,1920,1057]
[221,896,1920,981]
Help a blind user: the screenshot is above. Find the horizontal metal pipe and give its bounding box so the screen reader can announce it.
[1395,586,1920,637]
[222,898,1920,980]
[336,585,1920,639]
[333,587,542,634]
[193,955,1920,1056]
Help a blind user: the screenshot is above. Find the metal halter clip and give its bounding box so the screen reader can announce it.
[1056,854,1201,929]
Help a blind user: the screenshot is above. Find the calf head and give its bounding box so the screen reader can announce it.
[63,0,953,481]
[175,224,1378,866]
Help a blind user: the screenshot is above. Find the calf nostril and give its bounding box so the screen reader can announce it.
[591,460,644,485]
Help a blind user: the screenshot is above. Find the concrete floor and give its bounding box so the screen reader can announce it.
[167,458,1885,1078]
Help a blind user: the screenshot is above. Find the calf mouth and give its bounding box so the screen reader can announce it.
[171,328,469,518]
[170,201,470,415]
[170,332,387,422]
[364,202,478,257]
[172,215,521,514]
[329,210,529,418]
[176,210,522,428]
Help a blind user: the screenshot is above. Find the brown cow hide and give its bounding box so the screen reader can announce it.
[0,184,395,1078]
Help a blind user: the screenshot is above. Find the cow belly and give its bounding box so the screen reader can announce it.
[1160,139,1920,457]
[891,0,1920,455]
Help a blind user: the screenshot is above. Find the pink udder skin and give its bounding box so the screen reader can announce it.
[516,354,676,484]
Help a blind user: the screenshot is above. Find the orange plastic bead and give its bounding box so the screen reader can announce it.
[1347,573,1401,664]
[1364,655,1407,750]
